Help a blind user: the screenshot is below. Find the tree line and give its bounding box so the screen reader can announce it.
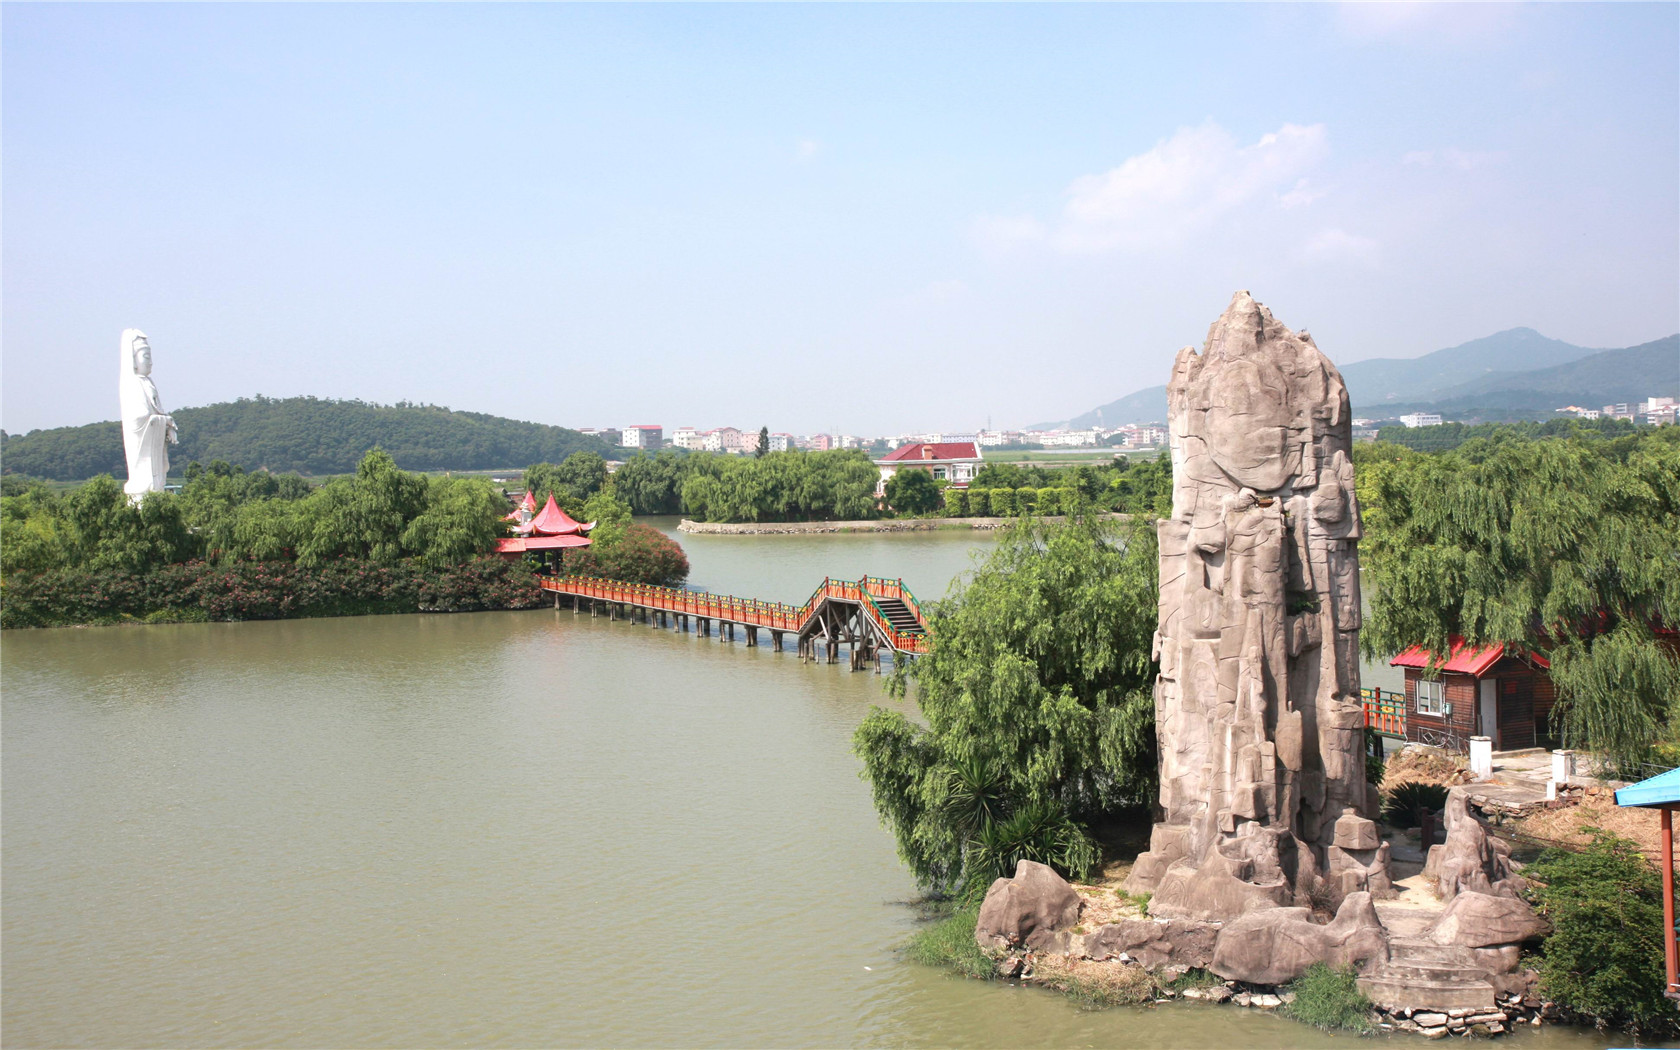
[0,395,616,479]
[1,449,688,628]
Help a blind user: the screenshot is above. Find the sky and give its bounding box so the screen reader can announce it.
[4,3,1677,437]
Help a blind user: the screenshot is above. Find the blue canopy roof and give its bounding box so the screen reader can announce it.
[1616,767,1680,808]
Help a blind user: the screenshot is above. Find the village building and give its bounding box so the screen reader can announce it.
[701,426,748,453]
[768,432,796,452]
[1389,638,1555,751]
[621,425,662,450]
[670,426,702,450]
[874,440,982,497]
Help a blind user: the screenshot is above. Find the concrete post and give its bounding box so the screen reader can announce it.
[1551,749,1575,788]
[1469,736,1493,780]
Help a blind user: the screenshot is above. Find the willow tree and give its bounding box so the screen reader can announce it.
[853,512,1159,894]
[1360,427,1680,772]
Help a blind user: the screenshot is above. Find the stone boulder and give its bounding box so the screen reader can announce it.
[1077,918,1220,969]
[1429,891,1549,949]
[1148,845,1292,921]
[1424,790,1525,901]
[974,860,1083,951]
[1210,892,1388,985]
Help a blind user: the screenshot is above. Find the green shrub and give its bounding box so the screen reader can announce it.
[1381,781,1448,827]
[963,801,1098,899]
[906,904,995,980]
[1036,487,1061,515]
[1523,832,1676,1036]
[943,489,969,517]
[1284,963,1373,1033]
[1014,487,1037,515]
[988,488,1014,516]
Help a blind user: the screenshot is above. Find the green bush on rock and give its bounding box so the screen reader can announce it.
[1283,963,1373,1034]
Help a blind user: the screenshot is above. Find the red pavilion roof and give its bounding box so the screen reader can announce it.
[528,494,594,536]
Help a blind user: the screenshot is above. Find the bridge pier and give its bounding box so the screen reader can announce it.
[746,625,758,647]
[771,631,783,652]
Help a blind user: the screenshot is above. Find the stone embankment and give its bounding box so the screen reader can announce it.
[678,515,1130,535]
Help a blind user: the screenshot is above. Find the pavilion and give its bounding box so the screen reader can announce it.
[494,493,594,569]
[1616,767,1680,1002]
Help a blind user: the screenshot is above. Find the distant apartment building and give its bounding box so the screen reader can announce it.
[875,440,984,497]
[1038,429,1100,447]
[1399,413,1443,428]
[621,425,662,450]
[1602,403,1635,420]
[670,426,703,450]
[806,433,834,451]
[837,434,865,450]
[1556,406,1602,420]
[579,427,622,445]
[769,432,796,452]
[977,430,1023,447]
[701,426,750,453]
[1644,398,1678,425]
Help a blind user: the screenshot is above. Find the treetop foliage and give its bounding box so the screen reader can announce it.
[854,514,1159,893]
[1373,416,1641,454]
[0,395,616,479]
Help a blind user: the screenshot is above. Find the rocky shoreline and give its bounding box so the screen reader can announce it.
[1000,951,1553,1038]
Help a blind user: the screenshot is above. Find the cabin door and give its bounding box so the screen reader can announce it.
[1479,679,1499,749]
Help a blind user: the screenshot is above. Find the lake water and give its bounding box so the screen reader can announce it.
[2,525,1605,1048]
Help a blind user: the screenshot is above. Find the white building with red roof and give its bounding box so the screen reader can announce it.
[874,440,983,496]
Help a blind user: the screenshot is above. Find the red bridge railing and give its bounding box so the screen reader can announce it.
[1362,686,1407,738]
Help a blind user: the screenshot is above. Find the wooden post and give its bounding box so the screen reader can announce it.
[1664,807,1677,998]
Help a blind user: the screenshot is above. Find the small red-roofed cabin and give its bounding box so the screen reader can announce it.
[875,441,983,497]
[1390,638,1555,751]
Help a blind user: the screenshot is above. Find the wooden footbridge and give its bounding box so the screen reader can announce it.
[539,574,930,670]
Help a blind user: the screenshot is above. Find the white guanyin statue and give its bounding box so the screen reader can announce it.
[118,328,178,501]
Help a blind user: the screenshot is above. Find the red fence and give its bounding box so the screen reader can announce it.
[1362,686,1407,738]
[539,574,930,654]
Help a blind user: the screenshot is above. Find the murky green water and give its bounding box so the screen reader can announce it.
[1,526,1613,1047]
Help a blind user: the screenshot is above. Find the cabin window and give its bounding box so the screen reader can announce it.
[1416,679,1449,717]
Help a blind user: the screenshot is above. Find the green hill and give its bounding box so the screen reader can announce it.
[0,396,617,480]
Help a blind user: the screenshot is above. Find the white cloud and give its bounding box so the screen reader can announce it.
[795,138,820,163]
[1303,227,1380,267]
[1279,178,1327,210]
[976,121,1331,255]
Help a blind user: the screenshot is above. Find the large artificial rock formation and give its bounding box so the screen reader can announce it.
[119,328,178,502]
[975,860,1084,951]
[1126,292,1390,917]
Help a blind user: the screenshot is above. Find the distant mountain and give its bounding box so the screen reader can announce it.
[1340,327,1596,406]
[1031,327,1673,429]
[0,396,617,480]
[1359,337,1679,422]
[1030,384,1170,431]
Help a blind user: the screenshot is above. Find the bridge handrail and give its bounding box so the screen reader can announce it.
[540,572,930,652]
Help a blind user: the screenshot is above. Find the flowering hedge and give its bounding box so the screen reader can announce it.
[0,555,544,629]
